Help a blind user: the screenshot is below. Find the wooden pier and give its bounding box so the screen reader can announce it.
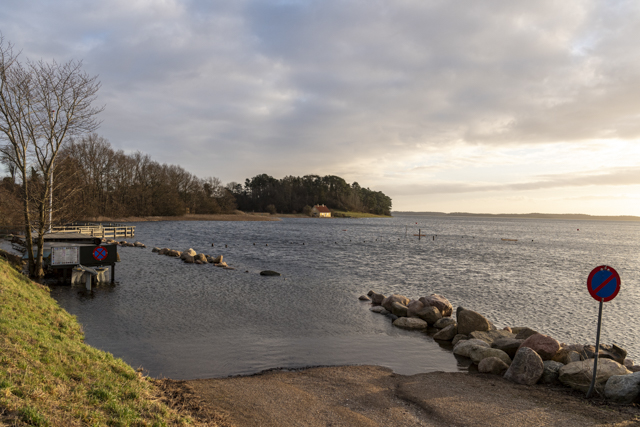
[51,223,135,239]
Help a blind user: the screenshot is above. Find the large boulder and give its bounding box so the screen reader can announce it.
[559,359,631,393]
[393,317,428,330]
[416,306,442,325]
[367,290,386,305]
[604,372,640,404]
[406,300,425,317]
[433,324,457,341]
[382,294,410,311]
[553,344,587,364]
[519,334,560,361]
[491,338,525,359]
[434,317,456,329]
[390,302,409,317]
[469,347,511,366]
[469,330,516,346]
[456,307,492,336]
[181,248,197,259]
[452,334,468,346]
[453,339,490,358]
[539,360,564,384]
[584,344,627,365]
[478,357,510,376]
[514,327,539,340]
[419,294,453,317]
[503,347,544,385]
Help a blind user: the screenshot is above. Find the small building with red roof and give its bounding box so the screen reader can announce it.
[311,204,331,218]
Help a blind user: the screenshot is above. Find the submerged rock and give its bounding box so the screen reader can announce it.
[260,270,281,276]
[393,317,428,330]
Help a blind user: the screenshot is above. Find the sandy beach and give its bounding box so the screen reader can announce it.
[157,365,640,426]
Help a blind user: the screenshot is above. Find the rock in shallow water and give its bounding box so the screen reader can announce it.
[390,302,409,317]
[434,317,456,329]
[260,270,281,276]
[382,294,410,311]
[358,295,371,301]
[519,334,560,361]
[456,307,492,335]
[367,290,386,305]
[393,317,428,330]
[369,306,388,314]
[453,339,490,358]
[433,324,457,341]
[469,347,511,366]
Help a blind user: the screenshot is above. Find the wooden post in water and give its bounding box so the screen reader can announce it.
[419,229,421,240]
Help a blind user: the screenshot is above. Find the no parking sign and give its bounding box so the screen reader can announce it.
[585,265,621,398]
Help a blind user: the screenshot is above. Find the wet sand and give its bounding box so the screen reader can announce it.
[161,365,640,426]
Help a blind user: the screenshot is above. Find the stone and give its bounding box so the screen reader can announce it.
[393,317,428,330]
[367,290,386,305]
[469,330,516,346]
[382,294,410,311]
[469,347,511,366]
[167,250,181,257]
[387,313,398,321]
[519,334,560,361]
[183,254,195,264]
[565,351,582,364]
[181,248,197,259]
[456,307,492,336]
[624,359,635,369]
[434,317,456,329]
[390,302,408,317]
[452,334,468,346]
[478,357,510,375]
[559,359,631,393]
[604,372,640,404]
[134,241,145,247]
[514,327,539,340]
[491,338,525,359]
[433,324,458,341]
[630,366,640,373]
[151,247,161,253]
[195,253,207,263]
[540,360,564,384]
[406,300,425,317]
[416,306,442,325]
[419,294,453,317]
[584,344,627,365]
[502,326,513,333]
[358,295,371,301]
[216,262,228,268]
[223,266,235,270]
[369,306,388,314]
[453,339,490,358]
[194,260,202,265]
[553,344,587,364]
[158,248,170,255]
[504,347,544,386]
[260,270,281,276]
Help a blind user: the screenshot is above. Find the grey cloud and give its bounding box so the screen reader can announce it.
[1,0,640,184]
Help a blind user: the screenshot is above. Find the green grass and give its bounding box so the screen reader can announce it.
[0,258,196,426]
[331,211,392,218]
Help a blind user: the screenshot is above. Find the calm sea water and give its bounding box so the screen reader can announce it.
[49,215,640,379]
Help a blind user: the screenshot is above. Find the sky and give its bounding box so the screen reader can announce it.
[1,0,640,215]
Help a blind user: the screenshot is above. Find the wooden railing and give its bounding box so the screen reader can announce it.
[51,224,135,239]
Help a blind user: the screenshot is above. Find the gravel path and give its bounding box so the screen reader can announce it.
[182,365,640,426]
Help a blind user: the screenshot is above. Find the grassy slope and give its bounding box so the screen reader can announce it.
[0,258,195,426]
[331,211,391,218]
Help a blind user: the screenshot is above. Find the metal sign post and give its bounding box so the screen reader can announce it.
[585,265,621,398]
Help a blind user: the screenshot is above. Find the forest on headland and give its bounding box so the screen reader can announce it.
[0,133,392,228]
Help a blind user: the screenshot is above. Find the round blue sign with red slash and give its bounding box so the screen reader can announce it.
[587,265,621,302]
[93,246,108,261]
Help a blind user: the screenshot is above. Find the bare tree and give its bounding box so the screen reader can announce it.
[0,34,102,278]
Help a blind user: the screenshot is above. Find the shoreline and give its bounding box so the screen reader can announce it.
[174,364,640,426]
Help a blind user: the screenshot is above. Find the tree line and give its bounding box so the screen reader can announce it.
[229,174,392,215]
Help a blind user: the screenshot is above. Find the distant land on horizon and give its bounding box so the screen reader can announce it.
[391,211,640,221]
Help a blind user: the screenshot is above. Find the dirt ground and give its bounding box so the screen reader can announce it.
[169,365,640,427]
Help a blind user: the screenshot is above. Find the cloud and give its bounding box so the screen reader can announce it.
[2,0,640,214]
